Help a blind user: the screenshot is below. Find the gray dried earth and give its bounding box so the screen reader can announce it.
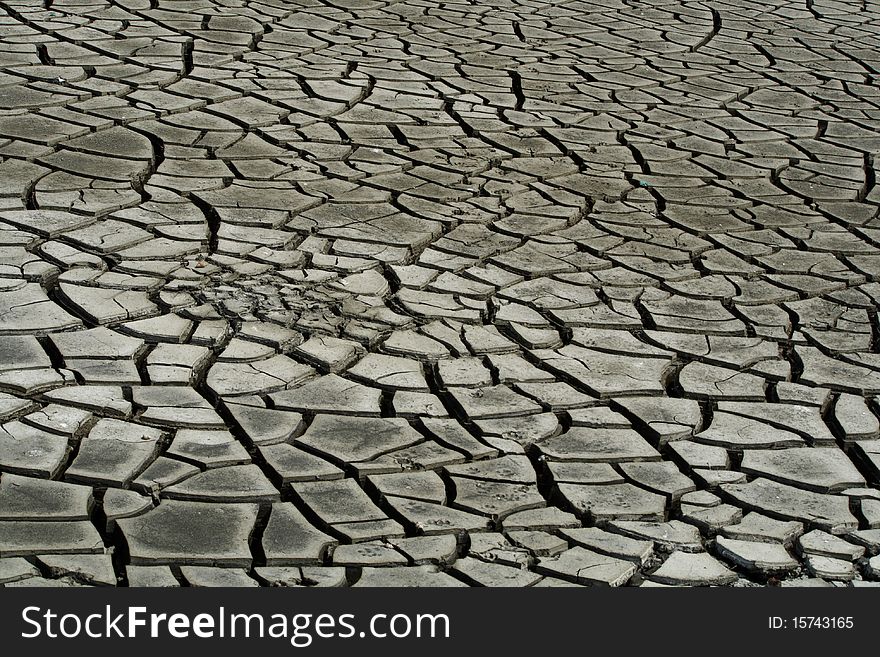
[0,0,879,588]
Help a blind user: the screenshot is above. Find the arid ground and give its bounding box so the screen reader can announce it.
[1,0,879,587]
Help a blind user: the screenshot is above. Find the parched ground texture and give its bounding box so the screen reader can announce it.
[0,0,880,588]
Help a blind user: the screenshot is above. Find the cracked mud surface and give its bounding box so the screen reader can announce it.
[1,0,880,588]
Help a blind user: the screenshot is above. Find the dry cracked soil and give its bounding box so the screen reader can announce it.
[0,0,880,588]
